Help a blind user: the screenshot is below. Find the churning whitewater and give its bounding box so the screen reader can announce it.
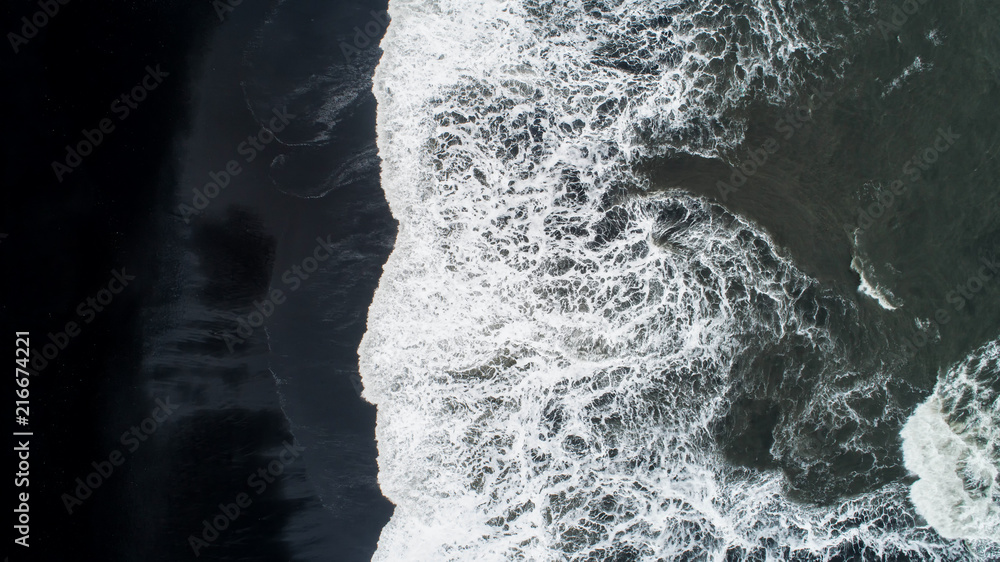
[359,0,1000,560]
[902,340,1000,543]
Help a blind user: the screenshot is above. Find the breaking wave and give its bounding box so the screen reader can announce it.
[902,339,1000,543]
[359,0,999,559]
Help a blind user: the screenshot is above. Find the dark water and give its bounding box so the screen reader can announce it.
[641,0,1000,509]
[628,2,1000,482]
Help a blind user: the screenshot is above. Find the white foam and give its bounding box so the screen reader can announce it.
[851,255,900,311]
[359,0,985,559]
[881,56,931,98]
[901,341,1000,542]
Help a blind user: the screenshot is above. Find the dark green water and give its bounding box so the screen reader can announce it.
[639,0,1000,509]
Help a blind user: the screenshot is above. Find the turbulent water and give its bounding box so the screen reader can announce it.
[359,0,1000,560]
[902,341,1000,543]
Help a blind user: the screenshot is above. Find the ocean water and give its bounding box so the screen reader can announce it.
[359,0,1000,560]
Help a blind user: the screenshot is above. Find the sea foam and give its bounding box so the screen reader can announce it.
[902,340,1000,543]
[360,0,991,559]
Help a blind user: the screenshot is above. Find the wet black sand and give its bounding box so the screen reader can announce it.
[4,1,393,560]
